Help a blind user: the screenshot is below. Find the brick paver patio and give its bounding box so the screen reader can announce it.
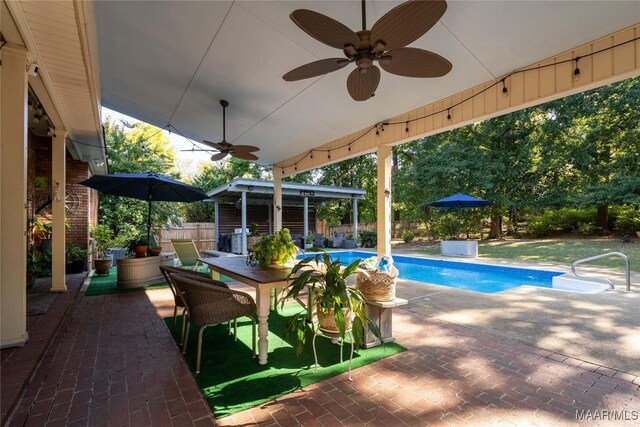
[3,276,638,426]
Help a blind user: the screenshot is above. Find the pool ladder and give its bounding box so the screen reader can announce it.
[571,252,631,292]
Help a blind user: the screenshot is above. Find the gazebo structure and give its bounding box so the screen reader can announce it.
[207,178,366,255]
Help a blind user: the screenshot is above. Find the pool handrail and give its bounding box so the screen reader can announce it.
[571,252,630,292]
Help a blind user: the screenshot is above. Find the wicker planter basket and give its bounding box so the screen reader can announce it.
[355,267,398,302]
[317,307,353,333]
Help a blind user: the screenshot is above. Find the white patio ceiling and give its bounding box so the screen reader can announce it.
[94,1,640,167]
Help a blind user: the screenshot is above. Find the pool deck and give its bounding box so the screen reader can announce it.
[385,249,640,377]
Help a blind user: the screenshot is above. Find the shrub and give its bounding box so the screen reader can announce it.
[402,230,415,243]
[359,230,377,248]
[429,213,459,240]
[526,208,597,237]
[613,205,640,234]
[416,222,428,237]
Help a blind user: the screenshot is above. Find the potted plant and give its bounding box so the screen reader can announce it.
[33,218,54,252]
[66,244,90,274]
[247,223,261,250]
[304,233,315,250]
[26,251,46,288]
[282,253,380,355]
[134,239,149,258]
[253,228,299,267]
[91,224,115,276]
[149,245,162,256]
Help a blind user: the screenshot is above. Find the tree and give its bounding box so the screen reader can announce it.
[99,119,181,241]
[183,158,270,222]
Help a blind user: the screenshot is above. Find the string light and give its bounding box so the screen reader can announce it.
[310,152,313,159]
[405,122,409,133]
[294,164,297,171]
[276,35,640,171]
[573,57,581,80]
[327,152,331,159]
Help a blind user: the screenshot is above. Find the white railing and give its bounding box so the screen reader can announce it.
[571,252,631,292]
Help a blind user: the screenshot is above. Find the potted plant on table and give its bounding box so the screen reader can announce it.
[282,252,380,355]
[252,228,299,267]
[91,224,116,276]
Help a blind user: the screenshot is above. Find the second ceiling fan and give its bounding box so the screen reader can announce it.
[283,0,452,101]
[202,100,259,161]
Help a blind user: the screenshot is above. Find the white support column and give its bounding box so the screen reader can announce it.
[377,146,392,258]
[353,198,359,241]
[241,191,247,255]
[273,168,283,232]
[303,197,309,239]
[1,44,29,347]
[214,201,219,251]
[51,130,67,292]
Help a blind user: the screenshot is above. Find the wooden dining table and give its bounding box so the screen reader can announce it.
[198,256,292,365]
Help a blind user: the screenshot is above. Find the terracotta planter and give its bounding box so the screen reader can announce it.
[317,306,353,333]
[134,245,148,258]
[149,248,161,256]
[94,258,112,276]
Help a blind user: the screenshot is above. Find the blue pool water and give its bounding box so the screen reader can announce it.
[300,251,562,294]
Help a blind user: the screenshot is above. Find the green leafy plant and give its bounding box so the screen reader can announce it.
[91,224,122,259]
[402,230,415,243]
[359,230,377,248]
[29,250,51,278]
[33,218,54,239]
[253,228,299,267]
[282,253,380,355]
[66,244,90,262]
[305,234,315,244]
[249,223,260,236]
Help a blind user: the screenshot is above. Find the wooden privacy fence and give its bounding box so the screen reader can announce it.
[159,223,216,253]
[327,221,427,239]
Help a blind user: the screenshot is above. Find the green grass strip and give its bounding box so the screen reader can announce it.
[165,304,405,418]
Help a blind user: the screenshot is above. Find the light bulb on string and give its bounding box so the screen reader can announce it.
[573,57,581,81]
[447,109,452,121]
[502,79,509,97]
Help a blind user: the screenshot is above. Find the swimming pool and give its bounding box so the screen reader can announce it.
[301,250,562,294]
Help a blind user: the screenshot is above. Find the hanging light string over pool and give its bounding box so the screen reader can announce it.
[275,34,640,173]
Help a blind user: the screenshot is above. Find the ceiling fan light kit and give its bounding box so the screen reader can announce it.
[283,0,452,101]
[202,100,260,162]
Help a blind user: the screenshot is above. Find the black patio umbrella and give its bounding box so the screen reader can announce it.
[80,172,210,243]
[426,193,491,238]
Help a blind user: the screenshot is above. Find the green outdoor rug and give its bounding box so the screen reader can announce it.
[84,268,167,296]
[85,267,235,296]
[165,304,405,418]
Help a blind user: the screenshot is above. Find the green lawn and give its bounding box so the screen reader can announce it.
[417,238,639,271]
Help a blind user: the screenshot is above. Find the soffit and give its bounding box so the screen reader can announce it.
[93,1,640,166]
[6,0,106,173]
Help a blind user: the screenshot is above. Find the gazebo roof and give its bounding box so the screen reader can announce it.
[207,178,365,206]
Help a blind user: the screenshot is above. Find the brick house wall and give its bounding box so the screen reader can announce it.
[28,133,98,252]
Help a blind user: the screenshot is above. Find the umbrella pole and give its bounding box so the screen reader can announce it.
[147,198,152,245]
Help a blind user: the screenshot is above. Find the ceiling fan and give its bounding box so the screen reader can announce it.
[283,0,452,101]
[202,100,260,161]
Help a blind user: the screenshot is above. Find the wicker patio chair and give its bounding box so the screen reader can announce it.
[171,274,257,374]
[159,265,229,332]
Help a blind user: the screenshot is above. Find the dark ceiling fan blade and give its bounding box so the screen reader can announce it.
[231,151,259,161]
[283,58,350,81]
[202,140,227,150]
[346,65,380,101]
[290,9,360,50]
[371,0,447,52]
[210,152,228,161]
[232,144,260,153]
[379,47,451,77]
